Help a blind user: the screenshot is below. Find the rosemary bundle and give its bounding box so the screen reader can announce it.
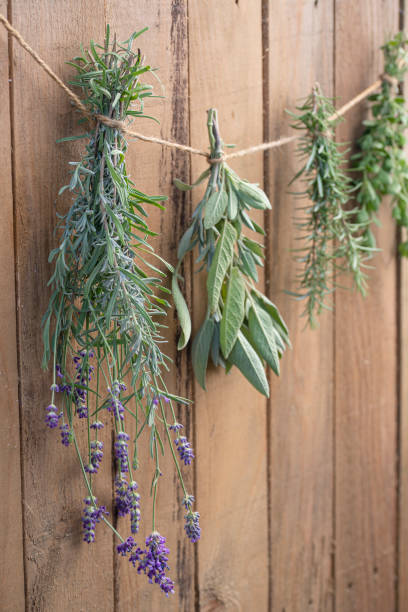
[289,86,374,326]
[42,28,198,597]
[352,33,408,256]
[172,109,289,397]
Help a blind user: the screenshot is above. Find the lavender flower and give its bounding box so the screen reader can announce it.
[77,404,88,419]
[114,432,130,472]
[114,478,141,533]
[174,435,194,466]
[107,381,126,421]
[184,511,201,543]
[56,364,63,379]
[45,404,61,429]
[81,497,108,543]
[117,536,136,556]
[60,423,71,446]
[133,532,175,596]
[152,394,170,406]
[169,422,183,432]
[91,440,103,470]
[90,421,104,430]
[182,494,195,510]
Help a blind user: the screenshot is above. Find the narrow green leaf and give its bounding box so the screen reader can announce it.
[248,304,280,375]
[229,331,269,396]
[204,190,228,229]
[192,318,215,389]
[174,168,210,191]
[177,223,196,260]
[207,221,237,313]
[172,272,192,349]
[220,267,245,358]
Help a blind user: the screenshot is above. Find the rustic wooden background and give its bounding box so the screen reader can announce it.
[1,1,407,610]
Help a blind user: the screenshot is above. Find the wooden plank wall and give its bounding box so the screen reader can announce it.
[0,1,405,610]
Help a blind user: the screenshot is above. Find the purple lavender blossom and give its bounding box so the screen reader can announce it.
[81,497,109,543]
[133,533,175,596]
[114,478,141,533]
[182,494,195,510]
[90,421,104,430]
[114,432,130,472]
[56,364,63,379]
[60,423,71,446]
[152,394,170,406]
[117,536,136,556]
[107,381,126,421]
[45,404,61,429]
[184,511,201,543]
[169,422,183,432]
[174,435,194,466]
[77,404,88,419]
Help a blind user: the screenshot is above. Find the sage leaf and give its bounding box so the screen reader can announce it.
[172,271,191,349]
[227,185,239,220]
[207,220,237,313]
[192,318,215,389]
[248,304,280,375]
[237,181,272,210]
[177,223,196,260]
[220,267,245,358]
[173,168,210,191]
[229,331,269,397]
[204,190,228,229]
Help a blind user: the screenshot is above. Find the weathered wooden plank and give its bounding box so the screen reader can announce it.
[11,2,114,609]
[188,2,269,609]
[0,2,25,610]
[106,3,194,610]
[335,3,399,610]
[399,8,408,610]
[266,2,334,611]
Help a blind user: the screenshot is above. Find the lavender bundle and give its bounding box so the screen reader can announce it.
[42,27,198,596]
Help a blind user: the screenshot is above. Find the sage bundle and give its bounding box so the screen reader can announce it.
[42,28,198,597]
[352,33,408,256]
[289,86,374,326]
[172,109,289,397]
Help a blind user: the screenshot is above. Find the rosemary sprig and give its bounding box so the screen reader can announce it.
[42,27,198,597]
[172,108,290,397]
[289,86,374,327]
[352,33,408,255]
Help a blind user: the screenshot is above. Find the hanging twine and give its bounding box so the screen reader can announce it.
[0,13,397,163]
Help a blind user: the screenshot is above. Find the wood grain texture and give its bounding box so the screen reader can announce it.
[266,2,334,611]
[188,2,269,610]
[105,2,194,610]
[335,2,399,611]
[0,1,25,609]
[11,2,114,610]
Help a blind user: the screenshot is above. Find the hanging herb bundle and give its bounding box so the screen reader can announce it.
[172,109,290,397]
[288,86,375,326]
[351,33,408,255]
[42,28,199,597]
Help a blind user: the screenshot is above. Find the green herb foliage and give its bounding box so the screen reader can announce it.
[42,28,196,593]
[289,86,374,327]
[352,33,408,256]
[172,109,290,396]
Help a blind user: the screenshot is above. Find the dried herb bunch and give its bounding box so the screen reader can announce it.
[42,28,198,597]
[352,33,408,255]
[289,86,374,326]
[172,109,289,397]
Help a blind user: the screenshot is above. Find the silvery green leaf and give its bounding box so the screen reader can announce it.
[172,271,192,349]
[174,168,210,191]
[238,245,258,282]
[207,220,237,313]
[220,267,245,358]
[248,304,280,375]
[192,318,215,389]
[251,289,290,339]
[177,223,196,260]
[204,190,228,229]
[236,181,272,210]
[227,185,239,220]
[229,331,269,397]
